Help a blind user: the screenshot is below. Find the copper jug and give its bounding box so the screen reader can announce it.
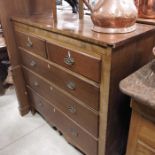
[136,0,155,19]
[82,0,138,33]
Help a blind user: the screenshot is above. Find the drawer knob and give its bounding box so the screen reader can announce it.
[50,86,53,91]
[30,61,36,67]
[64,51,75,66]
[34,81,39,87]
[26,37,33,48]
[66,81,76,90]
[38,101,43,107]
[70,128,78,137]
[67,105,76,114]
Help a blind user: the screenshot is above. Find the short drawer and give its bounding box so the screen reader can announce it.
[20,49,100,111]
[24,68,99,138]
[28,87,98,155]
[46,42,101,82]
[15,31,46,58]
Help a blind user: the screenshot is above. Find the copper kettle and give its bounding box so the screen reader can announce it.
[135,0,155,19]
[82,0,138,33]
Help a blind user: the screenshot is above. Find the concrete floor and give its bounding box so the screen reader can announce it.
[0,88,82,155]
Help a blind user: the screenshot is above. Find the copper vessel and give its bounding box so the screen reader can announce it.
[82,0,138,33]
[136,0,155,19]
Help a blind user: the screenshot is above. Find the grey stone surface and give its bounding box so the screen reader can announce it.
[0,88,82,155]
[120,59,155,111]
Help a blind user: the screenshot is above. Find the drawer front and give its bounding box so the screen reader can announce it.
[135,142,155,155]
[24,68,99,138]
[138,117,155,150]
[46,42,101,82]
[15,31,46,58]
[21,49,100,111]
[28,88,98,155]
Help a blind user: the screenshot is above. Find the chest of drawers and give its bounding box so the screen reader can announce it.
[10,13,155,155]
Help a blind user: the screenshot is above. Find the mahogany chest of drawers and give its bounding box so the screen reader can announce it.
[11,13,155,155]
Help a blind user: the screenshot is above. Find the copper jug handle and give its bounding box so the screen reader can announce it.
[82,0,93,13]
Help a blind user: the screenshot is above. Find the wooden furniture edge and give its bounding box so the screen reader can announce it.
[98,48,112,155]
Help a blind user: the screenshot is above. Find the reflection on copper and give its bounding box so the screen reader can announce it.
[137,0,155,19]
[92,17,136,28]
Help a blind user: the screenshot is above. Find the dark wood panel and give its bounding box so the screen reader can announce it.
[15,31,46,58]
[0,0,33,67]
[106,34,155,155]
[23,68,99,137]
[28,87,98,155]
[47,42,101,82]
[30,0,52,15]
[20,49,100,111]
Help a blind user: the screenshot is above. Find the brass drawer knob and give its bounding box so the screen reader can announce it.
[34,81,39,87]
[64,51,75,66]
[38,101,43,107]
[66,81,76,90]
[67,105,76,114]
[70,128,79,137]
[26,37,33,48]
[50,86,53,91]
[53,108,56,113]
[30,61,36,67]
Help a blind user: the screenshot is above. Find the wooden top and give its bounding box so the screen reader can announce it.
[137,18,155,26]
[12,10,155,48]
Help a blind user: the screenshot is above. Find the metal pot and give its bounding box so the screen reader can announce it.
[136,0,155,19]
[82,0,138,33]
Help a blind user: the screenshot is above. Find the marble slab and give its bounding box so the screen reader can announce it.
[120,60,155,111]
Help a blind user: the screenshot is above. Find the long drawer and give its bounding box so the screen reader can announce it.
[20,49,100,111]
[15,31,46,58]
[23,67,99,138]
[28,87,98,155]
[46,42,101,83]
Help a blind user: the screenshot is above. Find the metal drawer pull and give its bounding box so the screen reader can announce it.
[70,128,78,137]
[66,81,76,90]
[50,86,53,91]
[26,37,33,48]
[68,105,76,114]
[30,61,36,67]
[64,51,75,66]
[38,101,43,107]
[34,81,39,87]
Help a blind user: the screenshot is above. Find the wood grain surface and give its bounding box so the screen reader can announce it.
[12,12,155,48]
[126,107,155,155]
[28,87,98,155]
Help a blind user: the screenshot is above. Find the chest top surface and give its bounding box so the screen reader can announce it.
[12,10,155,48]
[137,18,155,26]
